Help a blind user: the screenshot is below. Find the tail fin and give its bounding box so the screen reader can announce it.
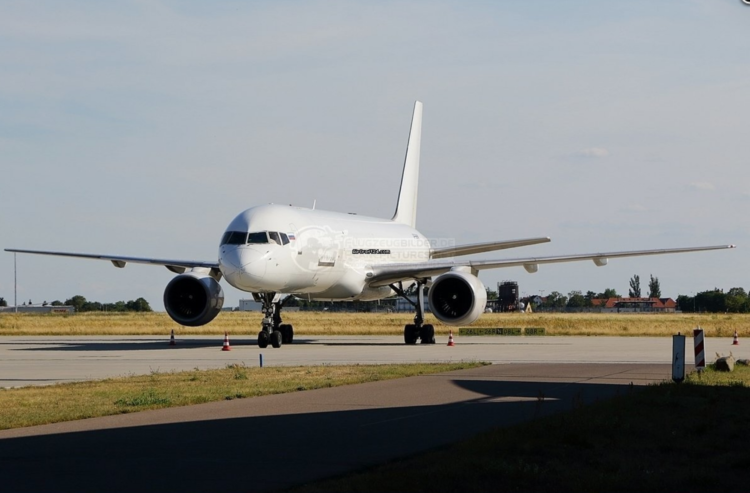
[392,101,423,227]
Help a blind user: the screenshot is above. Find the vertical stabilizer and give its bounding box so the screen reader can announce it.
[392,101,422,227]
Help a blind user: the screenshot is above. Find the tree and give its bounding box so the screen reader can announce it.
[81,301,103,312]
[726,287,748,313]
[126,298,153,312]
[0,297,7,307]
[695,289,726,313]
[648,275,661,299]
[676,294,694,312]
[51,300,63,306]
[65,295,87,312]
[597,288,620,299]
[629,275,641,298]
[566,290,587,308]
[485,288,498,301]
[545,291,568,310]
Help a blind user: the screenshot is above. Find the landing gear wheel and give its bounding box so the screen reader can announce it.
[271,330,282,348]
[258,330,270,349]
[280,324,294,344]
[420,324,435,344]
[404,324,418,344]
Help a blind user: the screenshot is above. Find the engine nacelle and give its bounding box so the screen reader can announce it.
[428,271,487,326]
[164,272,224,327]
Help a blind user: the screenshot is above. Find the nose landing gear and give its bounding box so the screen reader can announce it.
[257,293,294,348]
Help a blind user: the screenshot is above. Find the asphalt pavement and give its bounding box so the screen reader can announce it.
[2,334,746,388]
[0,362,673,493]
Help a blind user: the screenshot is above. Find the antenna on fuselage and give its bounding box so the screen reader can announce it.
[312,199,317,210]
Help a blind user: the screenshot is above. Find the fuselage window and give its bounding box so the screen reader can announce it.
[268,231,281,245]
[247,232,269,244]
[280,233,289,245]
[221,231,248,245]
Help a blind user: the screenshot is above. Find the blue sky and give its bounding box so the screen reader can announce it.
[1,0,748,309]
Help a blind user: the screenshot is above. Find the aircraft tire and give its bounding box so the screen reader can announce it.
[280,324,294,344]
[420,324,435,344]
[271,330,282,348]
[404,324,418,344]
[258,330,270,348]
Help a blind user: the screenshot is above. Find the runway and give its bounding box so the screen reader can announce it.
[1,362,674,493]
[1,334,747,388]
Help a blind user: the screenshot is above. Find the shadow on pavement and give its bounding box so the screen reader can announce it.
[9,339,235,351]
[8,338,416,351]
[0,376,631,493]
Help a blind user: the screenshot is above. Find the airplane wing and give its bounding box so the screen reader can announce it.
[4,249,219,274]
[367,244,736,287]
[430,237,551,259]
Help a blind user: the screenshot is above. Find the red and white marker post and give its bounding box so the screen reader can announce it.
[693,327,705,372]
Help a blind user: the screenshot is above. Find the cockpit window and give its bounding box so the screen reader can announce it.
[280,233,290,245]
[268,231,281,245]
[221,231,247,245]
[247,232,269,244]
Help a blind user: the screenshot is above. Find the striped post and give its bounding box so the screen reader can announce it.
[694,327,705,371]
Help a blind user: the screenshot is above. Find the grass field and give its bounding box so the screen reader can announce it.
[1,311,748,337]
[0,362,485,430]
[292,364,750,493]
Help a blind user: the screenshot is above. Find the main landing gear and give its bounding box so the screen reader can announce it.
[390,280,435,345]
[257,293,294,349]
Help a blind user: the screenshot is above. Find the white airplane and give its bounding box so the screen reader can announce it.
[6,102,735,348]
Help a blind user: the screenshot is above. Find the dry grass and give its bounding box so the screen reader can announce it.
[0,362,485,430]
[1,311,748,337]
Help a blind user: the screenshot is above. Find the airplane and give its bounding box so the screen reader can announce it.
[6,101,736,349]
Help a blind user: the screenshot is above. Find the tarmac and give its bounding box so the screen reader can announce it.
[1,334,747,492]
[1,334,746,388]
[1,362,672,493]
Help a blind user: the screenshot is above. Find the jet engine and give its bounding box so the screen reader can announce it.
[164,272,224,327]
[428,271,487,326]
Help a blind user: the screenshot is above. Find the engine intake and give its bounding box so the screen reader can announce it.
[164,272,224,327]
[428,271,487,326]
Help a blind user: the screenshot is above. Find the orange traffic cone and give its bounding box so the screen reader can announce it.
[169,329,176,346]
[733,331,739,346]
[447,330,455,347]
[222,332,231,351]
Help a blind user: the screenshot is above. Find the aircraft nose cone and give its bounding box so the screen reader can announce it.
[219,246,267,290]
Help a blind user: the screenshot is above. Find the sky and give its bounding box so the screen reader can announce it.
[1,0,748,310]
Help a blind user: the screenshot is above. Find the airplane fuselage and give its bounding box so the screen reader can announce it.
[218,204,431,301]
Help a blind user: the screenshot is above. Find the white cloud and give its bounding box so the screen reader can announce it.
[577,147,609,158]
[690,182,716,191]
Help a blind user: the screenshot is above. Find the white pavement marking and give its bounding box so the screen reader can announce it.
[1,334,747,388]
